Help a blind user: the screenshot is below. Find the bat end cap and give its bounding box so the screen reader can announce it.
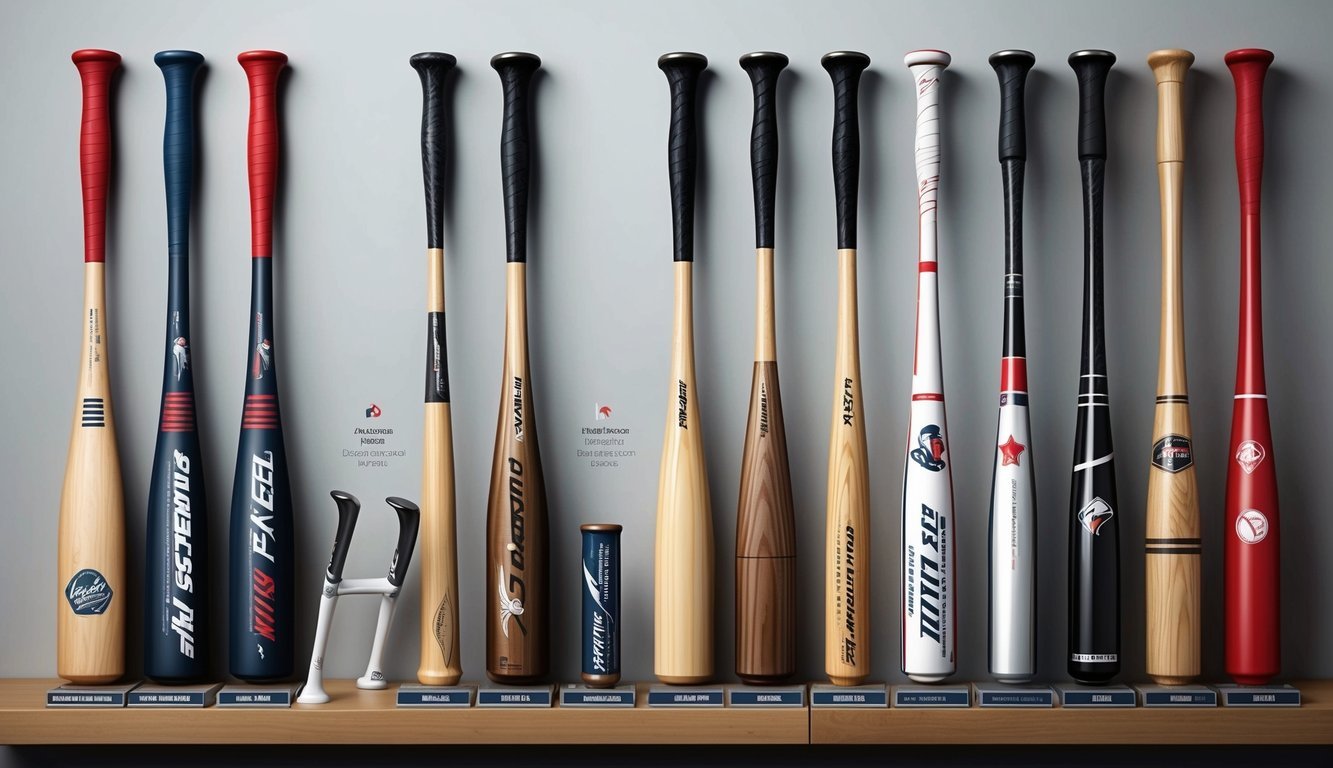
[491,51,541,73]
[658,51,707,72]
[739,51,788,70]
[238,50,288,66]
[820,50,870,73]
[410,51,457,70]
[1069,49,1117,66]
[1225,48,1275,67]
[72,49,120,65]
[905,49,951,68]
[989,49,1035,68]
[154,50,203,68]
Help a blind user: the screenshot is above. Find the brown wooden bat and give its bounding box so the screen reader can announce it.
[735,51,796,685]
[58,49,125,685]
[410,52,462,687]
[486,52,548,684]
[821,51,872,687]
[654,52,713,685]
[1145,49,1201,686]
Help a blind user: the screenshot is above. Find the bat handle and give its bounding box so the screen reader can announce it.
[410,52,456,249]
[155,51,203,260]
[905,50,950,220]
[1149,50,1194,165]
[659,52,707,263]
[385,497,421,588]
[492,52,541,264]
[990,50,1034,162]
[1069,50,1115,160]
[1226,49,1273,218]
[740,52,786,250]
[822,51,869,250]
[72,49,120,264]
[238,50,287,259]
[326,490,361,584]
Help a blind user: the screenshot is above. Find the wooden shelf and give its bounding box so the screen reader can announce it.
[0,679,807,745]
[811,680,1333,745]
[3,679,1329,746]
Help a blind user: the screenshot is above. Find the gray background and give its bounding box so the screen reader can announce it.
[3,0,1331,705]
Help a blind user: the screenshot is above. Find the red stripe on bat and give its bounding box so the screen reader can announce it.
[912,393,944,401]
[1000,357,1028,393]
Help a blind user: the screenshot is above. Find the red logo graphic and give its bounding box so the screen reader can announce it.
[1078,497,1114,536]
[999,435,1025,467]
[595,403,612,421]
[366,403,382,419]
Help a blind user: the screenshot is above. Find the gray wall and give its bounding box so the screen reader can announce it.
[2,0,1331,692]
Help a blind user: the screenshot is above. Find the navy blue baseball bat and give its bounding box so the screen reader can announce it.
[145,50,208,683]
[229,50,294,681]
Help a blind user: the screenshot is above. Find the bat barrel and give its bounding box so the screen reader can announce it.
[821,51,868,250]
[493,52,541,263]
[238,50,287,258]
[410,52,456,249]
[659,52,707,262]
[740,52,786,249]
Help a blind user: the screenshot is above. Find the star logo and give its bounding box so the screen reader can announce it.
[999,435,1025,466]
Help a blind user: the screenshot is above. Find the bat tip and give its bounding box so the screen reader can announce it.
[1068,49,1117,66]
[904,49,951,69]
[820,50,870,72]
[154,50,204,68]
[739,51,788,70]
[410,51,457,71]
[989,49,1035,68]
[72,49,120,66]
[491,51,541,73]
[1225,48,1275,67]
[658,51,707,71]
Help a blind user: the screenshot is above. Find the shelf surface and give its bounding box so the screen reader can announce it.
[3,679,1329,746]
[812,680,1333,745]
[0,679,807,745]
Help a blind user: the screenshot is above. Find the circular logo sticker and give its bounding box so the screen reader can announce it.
[1235,509,1269,544]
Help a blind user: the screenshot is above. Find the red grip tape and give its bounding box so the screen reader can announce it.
[73,49,120,264]
[1226,49,1273,218]
[239,50,288,258]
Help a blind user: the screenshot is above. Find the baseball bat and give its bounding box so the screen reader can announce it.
[410,52,463,687]
[654,51,713,685]
[901,49,956,684]
[58,49,125,685]
[1066,49,1120,685]
[1224,48,1279,686]
[229,50,294,682]
[821,50,871,687]
[1146,49,1201,686]
[987,49,1037,684]
[486,52,549,684]
[735,51,796,685]
[145,50,208,683]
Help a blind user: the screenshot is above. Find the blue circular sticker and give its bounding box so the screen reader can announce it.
[65,568,113,615]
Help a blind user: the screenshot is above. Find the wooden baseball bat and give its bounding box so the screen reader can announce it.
[58,49,125,685]
[987,49,1037,684]
[735,51,796,685]
[1145,48,1201,686]
[1066,49,1120,685]
[1224,48,1279,686]
[410,52,462,687]
[821,50,871,687]
[486,52,549,684]
[229,50,294,682]
[901,49,956,684]
[144,50,208,683]
[654,51,713,685]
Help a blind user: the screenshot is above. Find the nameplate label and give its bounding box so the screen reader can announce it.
[726,685,805,707]
[1056,684,1136,707]
[397,684,475,707]
[216,684,301,708]
[128,683,222,708]
[560,684,636,707]
[974,684,1054,707]
[1135,684,1217,707]
[1217,684,1301,707]
[476,685,555,707]
[810,683,888,708]
[895,685,971,707]
[46,682,139,708]
[646,686,724,707]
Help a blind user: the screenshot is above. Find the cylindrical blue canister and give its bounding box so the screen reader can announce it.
[581,524,622,686]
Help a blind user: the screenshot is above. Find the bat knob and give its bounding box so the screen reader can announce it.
[297,677,329,704]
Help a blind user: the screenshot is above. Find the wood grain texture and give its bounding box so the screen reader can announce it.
[57,263,125,684]
[736,247,796,683]
[825,248,870,686]
[655,261,714,684]
[1146,49,1200,686]
[0,680,809,745]
[811,681,1333,744]
[418,247,462,686]
[485,262,548,683]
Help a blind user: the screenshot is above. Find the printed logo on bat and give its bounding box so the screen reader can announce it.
[1236,509,1269,544]
[998,435,1025,467]
[910,424,947,472]
[64,568,113,615]
[1152,434,1194,473]
[1236,440,1265,475]
[172,336,189,380]
[1078,497,1115,536]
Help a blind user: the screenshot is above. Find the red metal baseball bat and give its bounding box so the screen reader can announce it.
[1223,47,1279,686]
